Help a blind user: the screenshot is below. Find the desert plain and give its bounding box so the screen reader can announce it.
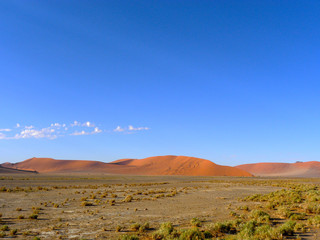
[1,174,320,240]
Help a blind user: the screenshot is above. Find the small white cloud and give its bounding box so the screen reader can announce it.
[16,123,20,128]
[83,121,95,127]
[71,121,81,127]
[114,126,124,132]
[128,125,150,131]
[93,127,102,133]
[25,125,34,129]
[51,123,62,128]
[70,130,88,136]
[0,129,11,132]
[13,127,57,140]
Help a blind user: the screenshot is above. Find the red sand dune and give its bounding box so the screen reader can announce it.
[0,165,38,174]
[236,161,320,177]
[1,156,253,177]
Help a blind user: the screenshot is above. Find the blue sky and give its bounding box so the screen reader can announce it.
[1,0,320,165]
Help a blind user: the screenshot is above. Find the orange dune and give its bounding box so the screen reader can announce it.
[0,165,38,174]
[110,155,253,176]
[236,161,320,177]
[1,156,253,177]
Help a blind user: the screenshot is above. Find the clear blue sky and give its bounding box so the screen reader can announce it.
[1,0,320,165]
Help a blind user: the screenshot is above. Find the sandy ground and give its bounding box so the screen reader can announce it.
[0,175,319,239]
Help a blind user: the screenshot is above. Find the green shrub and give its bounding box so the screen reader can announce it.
[179,228,204,240]
[250,210,270,223]
[139,222,150,232]
[118,234,139,240]
[0,225,9,231]
[81,201,93,206]
[152,222,176,240]
[29,214,38,219]
[124,195,133,202]
[190,218,201,227]
[10,229,17,236]
[277,220,296,236]
[238,220,257,238]
[130,223,141,231]
[308,215,320,227]
[211,221,235,234]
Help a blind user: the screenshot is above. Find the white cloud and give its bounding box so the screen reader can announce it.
[114,126,124,132]
[0,129,11,132]
[113,125,150,133]
[0,121,149,140]
[128,125,150,131]
[93,127,102,133]
[83,121,95,127]
[51,123,62,127]
[71,121,81,127]
[70,126,102,136]
[13,127,57,140]
[70,130,88,136]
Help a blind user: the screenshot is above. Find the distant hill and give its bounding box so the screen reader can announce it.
[0,165,38,174]
[0,156,252,177]
[236,161,320,177]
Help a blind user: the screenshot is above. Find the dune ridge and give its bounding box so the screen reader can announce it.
[236,161,320,177]
[0,156,252,177]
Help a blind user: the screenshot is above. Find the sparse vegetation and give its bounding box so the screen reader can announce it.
[1,175,320,239]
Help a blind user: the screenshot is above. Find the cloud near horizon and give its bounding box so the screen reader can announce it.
[113,125,150,133]
[0,122,149,140]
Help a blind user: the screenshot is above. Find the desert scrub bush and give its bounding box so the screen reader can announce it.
[210,220,236,234]
[289,213,306,220]
[0,232,5,238]
[0,225,9,231]
[277,220,296,236]
[179,228,205,240]
[118,234,139,240]
[152,222,177,240]
[29,214,38,219]
[236,220,257,238]
[277,206,293,219]
[130,223,141,232]
[249,210,270,223]
[229,211,238,217]
[294,222,307,232]
[308,215,320,227]
[116,225,123,232]
[190,217,201,227]
[305,203,320,214]
[238,205,249,211]
[124,195,133,202]
[9,228,17,236]
[139,222,150,232]
[252,224,282,240]
[18,215,25,219]
[81,201,93,206]
[16,207,22,211]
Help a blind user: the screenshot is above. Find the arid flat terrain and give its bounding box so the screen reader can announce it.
[0,175,320,239]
